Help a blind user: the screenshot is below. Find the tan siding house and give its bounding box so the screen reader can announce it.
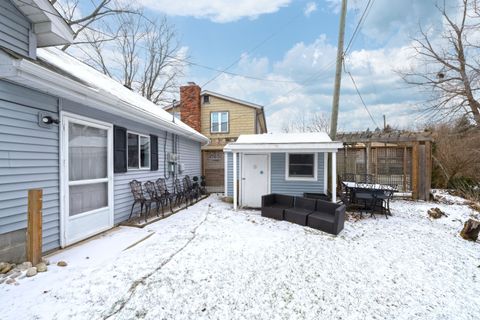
[166,83,267,192]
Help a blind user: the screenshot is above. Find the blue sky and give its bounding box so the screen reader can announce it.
[92,0,458,132]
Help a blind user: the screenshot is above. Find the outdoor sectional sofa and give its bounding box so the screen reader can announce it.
[261,194,294,220]
[261,194,346,235]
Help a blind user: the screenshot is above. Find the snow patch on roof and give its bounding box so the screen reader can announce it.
[36,47,206,141]
[235,132,333,144]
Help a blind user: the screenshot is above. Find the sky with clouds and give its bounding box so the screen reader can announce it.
[134,0,458,132]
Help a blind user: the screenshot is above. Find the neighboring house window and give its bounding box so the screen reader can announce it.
[285,153,317,181]
[127,132,150,169]
[173,112,181,120]
[211,112,229,133]
[203,95,210,104]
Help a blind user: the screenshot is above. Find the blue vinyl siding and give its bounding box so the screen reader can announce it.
[0,83,202,256]
[225,152,239,197]
[0,80,60,252]
[60,100,202,224]
[0,0,33,58]
[270,152,325,196]
[226,152,325,198]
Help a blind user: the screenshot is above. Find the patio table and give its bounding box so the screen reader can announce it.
[342,181,398,218]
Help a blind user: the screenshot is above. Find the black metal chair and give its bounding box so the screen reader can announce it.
[144,181,163,218]
[372,186,396,218]
[128,180,152,222]
[182,177,194,205]
[155,178,175,212]
[200,175,207,195]
[357,174,375,184]
[174,178,186,207]
[185,175,200,202]
[341,173,356,182]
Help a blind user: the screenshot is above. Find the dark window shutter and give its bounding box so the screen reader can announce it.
[150,134,158,171]
[114,126,127,173]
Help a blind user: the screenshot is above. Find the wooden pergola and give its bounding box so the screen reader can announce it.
[336,131,434,201]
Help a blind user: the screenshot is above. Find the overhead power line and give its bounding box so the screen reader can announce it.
[200,10,306,88]
[345,0,375,55]
[345,66,379,128]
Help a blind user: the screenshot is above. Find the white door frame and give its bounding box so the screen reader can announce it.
[240,153,271,208]
[59,111,114,247]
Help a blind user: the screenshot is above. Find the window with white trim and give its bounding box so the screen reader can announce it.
[127,132,150,170]
[211,111,229,133]
[286,153,317,180]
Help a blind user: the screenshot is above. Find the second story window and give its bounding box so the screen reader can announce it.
[173,112,181,120]
[203,95,210,104]
[211,112,229,133]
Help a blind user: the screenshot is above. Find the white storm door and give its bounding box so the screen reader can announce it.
[242,154,269,208]
[62,114,113,246]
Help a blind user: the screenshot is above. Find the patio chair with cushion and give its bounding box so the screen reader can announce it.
[307,200,346,235]
[284,197,316,226]
[128,180,153,222]
[261,194,294,220]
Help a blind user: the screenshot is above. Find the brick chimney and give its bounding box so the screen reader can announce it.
[179,82,201,132]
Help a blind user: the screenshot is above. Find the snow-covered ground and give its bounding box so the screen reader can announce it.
[1,194,479,320]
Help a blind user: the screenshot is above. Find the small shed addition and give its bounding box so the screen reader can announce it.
[224,133,343,209]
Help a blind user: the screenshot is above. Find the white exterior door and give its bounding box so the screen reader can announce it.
[61,113,113,246]
[242,154,269,208]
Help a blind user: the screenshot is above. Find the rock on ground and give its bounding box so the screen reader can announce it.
[428,207,447,219]
[36,262,48,272]
[26,267,38,277]
[460,219,480,241]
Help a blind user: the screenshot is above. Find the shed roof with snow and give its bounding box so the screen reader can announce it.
[224,132,343,152]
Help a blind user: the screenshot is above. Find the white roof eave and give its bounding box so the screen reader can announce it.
[13,0,74,46]
[223,142,343,153]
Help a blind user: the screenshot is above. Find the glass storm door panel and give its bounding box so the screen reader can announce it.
[63,115,113,246]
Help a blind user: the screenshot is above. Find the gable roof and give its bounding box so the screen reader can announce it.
[201,90,263,110]
[163,90,264,111]
[0,47,209,144]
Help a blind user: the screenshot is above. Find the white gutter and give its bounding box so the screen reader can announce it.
[1,56,209,144]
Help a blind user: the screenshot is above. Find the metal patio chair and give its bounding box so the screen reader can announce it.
[174,178,187,207]
[372,186,397,219]
[155,178,175,212]
[128,180,152,222]
[185,175,200,202]
[144,181,163,217]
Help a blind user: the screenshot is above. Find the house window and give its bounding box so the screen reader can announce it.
[203,95,210,104]
[173,112,181,120]
[286,153,317,181]
[211,112,229,133]
[127,132,150,170]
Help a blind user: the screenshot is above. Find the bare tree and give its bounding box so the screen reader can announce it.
[80,14,186,105]
[52,0,139,51]
[403,0,480,126]
[281,112,330,133]
[429,117,480,189]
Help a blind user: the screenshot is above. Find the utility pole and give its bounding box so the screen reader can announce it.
[329,0,348,140]
[328,0,347,200]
